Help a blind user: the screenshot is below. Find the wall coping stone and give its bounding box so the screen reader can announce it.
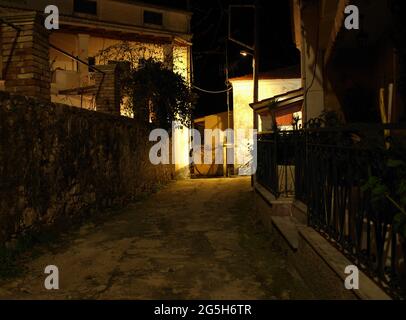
[254,180,392,300]
[298,225,392,300]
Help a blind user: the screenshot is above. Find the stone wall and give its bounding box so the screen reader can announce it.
[0,91,174,244]
[94,64,121,115]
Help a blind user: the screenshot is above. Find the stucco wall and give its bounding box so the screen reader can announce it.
[0,92,174,244]
[50,33,190,84]
[195,111,232,132]
[193,111,233,176]
[231,78,301,174]
[0,0,191,35]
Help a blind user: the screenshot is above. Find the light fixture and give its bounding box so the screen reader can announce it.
[240,50,251,57]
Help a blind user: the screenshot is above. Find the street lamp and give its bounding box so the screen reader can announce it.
[239,50,257,104]
[240,50,251,57]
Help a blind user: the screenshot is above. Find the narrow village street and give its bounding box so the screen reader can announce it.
[0,177,316,300]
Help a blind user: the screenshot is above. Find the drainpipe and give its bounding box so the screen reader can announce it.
[252,0,260,186]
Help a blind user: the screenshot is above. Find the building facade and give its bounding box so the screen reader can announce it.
[193,111,233,177]
[0,0,192,109]
[0,0,193,177]
[249,0,406,298]
[230,67,301,175]
[290,0,405,124]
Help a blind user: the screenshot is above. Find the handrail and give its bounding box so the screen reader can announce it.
[258,123,406,135]
[303,123,406,131]
[49,44,105,74]
[0,17,21,31]
[0,17,105,75]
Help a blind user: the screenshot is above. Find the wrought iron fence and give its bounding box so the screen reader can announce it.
[257,133,278,195]
[256,124,406,298]
[305,125,406,298]
[257,131,298,198]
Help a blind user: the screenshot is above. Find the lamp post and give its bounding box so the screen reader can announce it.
[229,1,260,182]
[240,50,258,105]
[240,48,259,186]
[229,4,260,105]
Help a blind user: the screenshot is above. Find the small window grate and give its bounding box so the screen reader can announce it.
[143,10,163,26]
[74,0,97,15]
[88,57,96,72]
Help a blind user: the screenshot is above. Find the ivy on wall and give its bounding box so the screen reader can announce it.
[95,42,196,129]
[122,59,196,130]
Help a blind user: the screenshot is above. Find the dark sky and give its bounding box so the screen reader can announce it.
[140,0,300,118]
[191,0,300,118]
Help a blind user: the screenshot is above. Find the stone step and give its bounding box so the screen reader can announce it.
[271,216,301,251]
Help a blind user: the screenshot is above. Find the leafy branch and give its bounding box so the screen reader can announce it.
[95,42,196,129]
[362,158,406,238]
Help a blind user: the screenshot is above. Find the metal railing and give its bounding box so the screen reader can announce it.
[257,130,301,198]
[257,133,278,195]
[256,124,406,298]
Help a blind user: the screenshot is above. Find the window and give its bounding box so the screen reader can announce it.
[74,0,97,15]
[143,10,163,26]
[88,57,96,72]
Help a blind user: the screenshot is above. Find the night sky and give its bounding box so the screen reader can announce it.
[191,0,299,118]
[141,0,300,118]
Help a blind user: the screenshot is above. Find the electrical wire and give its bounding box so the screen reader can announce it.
[192,85,232,94]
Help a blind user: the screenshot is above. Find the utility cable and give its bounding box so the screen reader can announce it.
[192,85,232,94]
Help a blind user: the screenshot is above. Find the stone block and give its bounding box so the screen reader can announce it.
[0,11,50,101]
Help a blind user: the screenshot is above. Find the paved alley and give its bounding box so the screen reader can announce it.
[0,177,316,299]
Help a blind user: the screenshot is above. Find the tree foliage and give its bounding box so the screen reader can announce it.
[362,140,406,239]
[95,42,196,129]
[122,59,196,129]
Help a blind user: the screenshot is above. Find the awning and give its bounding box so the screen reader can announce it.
[250,88,304,117]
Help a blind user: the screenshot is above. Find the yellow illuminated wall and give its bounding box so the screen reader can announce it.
[49,32,192,178]
[193,111,233,176]
[230,78,301,174]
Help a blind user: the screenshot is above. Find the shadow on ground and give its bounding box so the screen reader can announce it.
[0,177,316,299]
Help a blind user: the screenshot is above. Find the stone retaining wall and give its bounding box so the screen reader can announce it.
[0,92,174,244]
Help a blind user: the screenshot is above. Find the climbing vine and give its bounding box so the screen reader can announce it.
[122,58,196,129]
[362,139,406,239]
[95,42,196,129]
